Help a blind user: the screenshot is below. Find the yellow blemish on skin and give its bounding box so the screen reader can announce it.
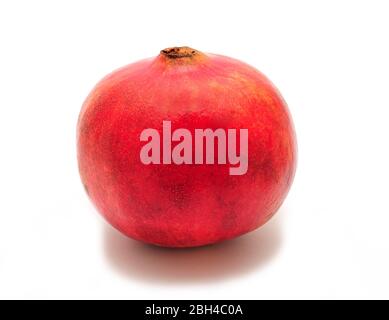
[225,71,276,107]
[207,79,223,89]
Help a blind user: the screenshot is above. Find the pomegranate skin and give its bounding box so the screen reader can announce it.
[77,47,296,247]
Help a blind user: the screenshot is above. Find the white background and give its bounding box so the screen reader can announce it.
[0,0,388,300]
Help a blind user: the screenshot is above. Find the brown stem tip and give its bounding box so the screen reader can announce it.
[160,46,199,59]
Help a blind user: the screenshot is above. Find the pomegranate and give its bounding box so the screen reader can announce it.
[77,47,296,247]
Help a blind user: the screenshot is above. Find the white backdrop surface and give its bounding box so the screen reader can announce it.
[0,0,388,299]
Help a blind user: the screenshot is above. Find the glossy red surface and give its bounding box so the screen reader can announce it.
[77,47,297,247]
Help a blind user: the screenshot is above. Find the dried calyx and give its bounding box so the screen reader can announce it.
[160,46,200,59]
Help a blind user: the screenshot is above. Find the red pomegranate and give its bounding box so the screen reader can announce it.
[77,47,296,247]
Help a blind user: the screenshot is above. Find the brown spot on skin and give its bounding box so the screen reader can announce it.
[169,183,188,209]
[222,209,238,230]
[83,183,89,196]
[251,157,279,182]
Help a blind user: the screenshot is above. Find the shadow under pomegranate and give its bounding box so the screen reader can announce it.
[103,211,284,283]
